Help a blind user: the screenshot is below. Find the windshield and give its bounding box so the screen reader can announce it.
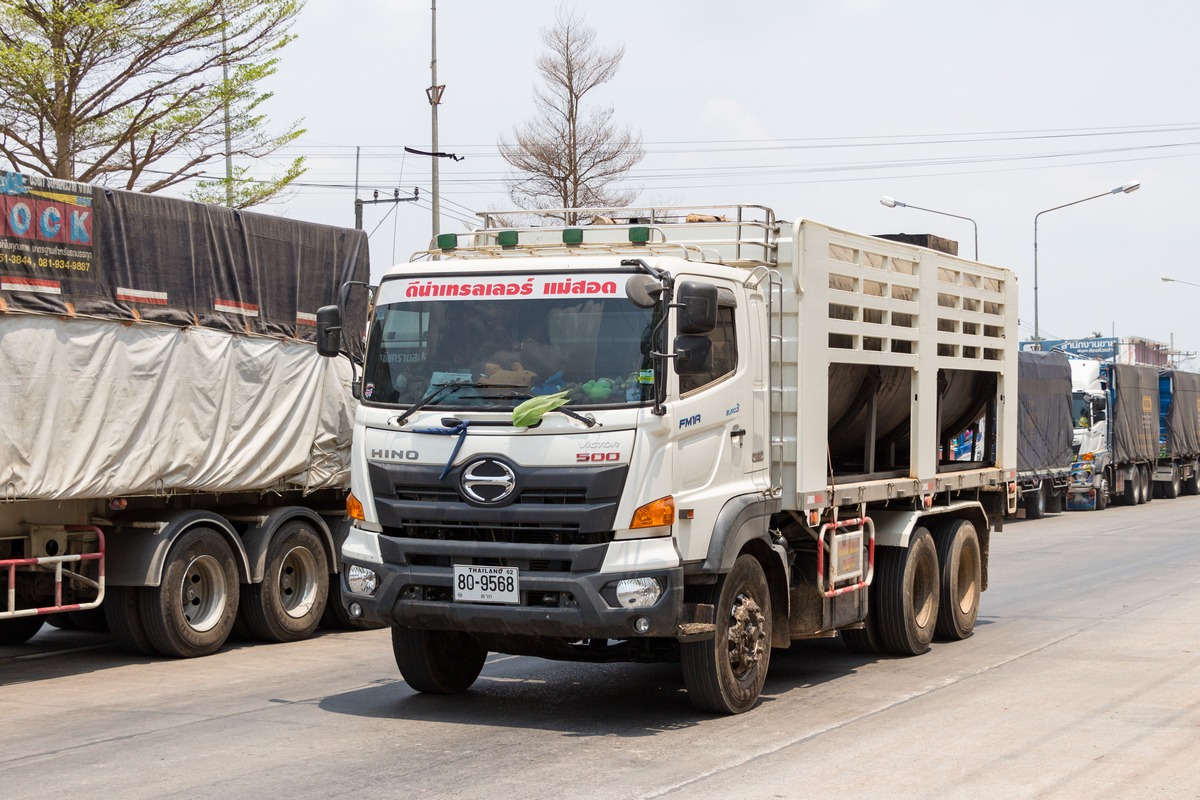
[362,275,658,410]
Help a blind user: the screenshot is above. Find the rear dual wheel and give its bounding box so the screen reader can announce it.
[140,527,239,658]
[1024,483,1047,520]
[240,522,328,643]
[875,527,939,656]
[934,520,981,641]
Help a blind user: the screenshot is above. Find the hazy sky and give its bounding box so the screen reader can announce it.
[248,1,1200,362]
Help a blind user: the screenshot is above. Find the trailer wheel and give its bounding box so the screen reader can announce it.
[392,626,487,694]
[104,586,157,656]
[875,527,939,656]
[934,520,981,640]
[241,522,328,643]
[1123,470,1140,505]
[681,554,773,714]
[0,615,45,645]
[140,527,238,658]
[1163,469,1181,500]
[1024,482,1046,520]
[1185,470,1200,496]
[1046,487,1063,514]
[1141,466,1153,503]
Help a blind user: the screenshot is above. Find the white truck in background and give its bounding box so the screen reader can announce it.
[317,205,1018,713]
[0,171,370,654]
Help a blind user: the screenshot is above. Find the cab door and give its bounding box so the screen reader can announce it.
[670,278,759,563]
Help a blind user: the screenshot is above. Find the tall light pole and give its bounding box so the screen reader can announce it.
[428,0,444,239]
[880,196,978,260]
[1033,180,1140,346]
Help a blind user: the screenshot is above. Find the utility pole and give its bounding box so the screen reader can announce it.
[354,188,420,230]
[428,0,444,239]
[221,9,234,207]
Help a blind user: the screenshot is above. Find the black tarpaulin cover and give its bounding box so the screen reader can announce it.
[1016,350,1075,474]
[1163,369,1200,457]
[1110,363,1161,463]
[0,170,367,357]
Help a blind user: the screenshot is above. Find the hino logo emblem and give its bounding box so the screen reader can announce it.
[460,458,517,504]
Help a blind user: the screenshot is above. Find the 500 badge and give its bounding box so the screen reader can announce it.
[576,451,621,462]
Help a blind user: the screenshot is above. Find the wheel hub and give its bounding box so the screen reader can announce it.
[727,591,767,678]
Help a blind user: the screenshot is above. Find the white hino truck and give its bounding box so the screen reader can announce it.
[316,205,1018,713]
[0,171,369,655]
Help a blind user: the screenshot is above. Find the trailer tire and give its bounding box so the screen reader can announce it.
[392,626,487,694]
[934,519,981,641]
[681,554,773,714]
[104,586,156,656]
[1185,471,1200,496]
[1164,469,1181,500]
[875,528,939,656]
[67,608,109,632]
[841,611,883,655]
[240,522,328,643]
[1046,488,1063,514]
[1024,482,1046,520]
[140,527,238,658]
[1141,465,1153,504]
[0,615,45,645]
[1123,470,1140,505]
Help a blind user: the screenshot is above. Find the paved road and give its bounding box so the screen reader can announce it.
[2,501,1199,799]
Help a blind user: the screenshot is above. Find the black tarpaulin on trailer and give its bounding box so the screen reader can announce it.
[1110,363,1161,463]
[0,171,368,359]
[1016,350,1075,473]
[1164,369,1200,457]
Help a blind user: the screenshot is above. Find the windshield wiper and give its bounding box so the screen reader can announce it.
[394,381,527,426]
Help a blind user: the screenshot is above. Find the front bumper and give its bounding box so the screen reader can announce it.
[342,540,686,639]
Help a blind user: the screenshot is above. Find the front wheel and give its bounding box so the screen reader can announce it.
[875,527,940,656]
[392,626,487,694]
[140,527,239,658]
[934,519,981,640]
[681,554,773,714]
[1096,477,1110,511]
[240,522,329,643]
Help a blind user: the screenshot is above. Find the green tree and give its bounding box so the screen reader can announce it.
[498,5,643,223]
[0,0,304,208]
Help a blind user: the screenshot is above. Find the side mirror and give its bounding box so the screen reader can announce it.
[1092,396,1107,413]
[626,275,664,309]
[315,305,343,357]
[673,334,713,375]
[676,281,717,334]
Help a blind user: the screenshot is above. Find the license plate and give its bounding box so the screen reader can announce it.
[453,565,520,604]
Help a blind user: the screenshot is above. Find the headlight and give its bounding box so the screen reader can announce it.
[346,564,378,595]
[613,577,663,608]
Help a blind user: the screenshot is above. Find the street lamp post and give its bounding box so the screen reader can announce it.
[880,196,978,260]
[1033,180,1140,346]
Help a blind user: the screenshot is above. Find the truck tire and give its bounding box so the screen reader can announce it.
[392,626,487,694]
[681,554,773,714]
[45,612,79,630]
[67,608,109,632]
[1024,482,1046,520]
[0,615,45,645]
[1140,466,1153,504]
[240,522,328,643]
[140,527,239,658]
[1046,487,1063,514]
[104,585,157,656]
[841,611,882,655]
[1185,470,1200,496]
[1163,469,1181,500]
[875,527,939,656]
[1096,477,1110,511]
[934,519,981,641]
[1123,470,1140,505]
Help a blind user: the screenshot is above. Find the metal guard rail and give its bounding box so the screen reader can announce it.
[1,525,105,619]
[814,517,875,599]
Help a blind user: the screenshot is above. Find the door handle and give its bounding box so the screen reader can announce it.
[730,425,747,445]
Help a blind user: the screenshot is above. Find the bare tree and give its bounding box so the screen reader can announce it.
[498,5,643,223]
[0,0,304,208]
